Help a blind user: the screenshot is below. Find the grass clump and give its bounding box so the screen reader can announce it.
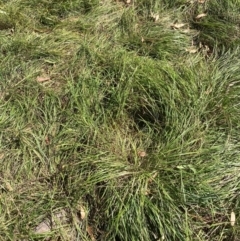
[0,0,240,240]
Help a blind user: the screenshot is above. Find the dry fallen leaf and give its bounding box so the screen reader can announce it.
[0,10,7,15]
[148,172,158,183]
[151,13,159,22]
[5,181,13,192]
[35,209,69,235]
[35,220,51,234]
[45,136,50,145]
[181,28,191,34]
[36,76,50,83]
[198,0,205,3]
[231,211,236,226]
[80,206,86,220]
[186,46,198,53]
[138,151,147,157]
[195,13,207,20]
[86,225,96,241]
[171,23,186,29]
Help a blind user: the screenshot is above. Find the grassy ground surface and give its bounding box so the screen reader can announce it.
[0,0,240,240]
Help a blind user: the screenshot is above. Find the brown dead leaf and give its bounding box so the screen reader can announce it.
[205,88,212,95]
[5,181,13,192]
[86,225,96,241]
[138,151,147,157]
[147,172,158,186]
[150,172,158,181]
[231,211,236,226]
[198,0,205,3]
[45,136,50,145]
[151,13,159,22]
[195,13,207,20]
[181,28,191,34]
[80,206,86,220]
[35,209,69,235]
[35,220,51,234]
[36,75,50,83]
[171,23,186,29]
[186,46,198,54]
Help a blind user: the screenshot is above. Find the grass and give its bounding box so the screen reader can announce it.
[0,0,240,240]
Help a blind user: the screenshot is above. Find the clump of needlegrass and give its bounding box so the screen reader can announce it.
[185,0,240,52]
[0,0,240,240]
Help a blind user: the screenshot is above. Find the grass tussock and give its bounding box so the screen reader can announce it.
[0,0,240,240]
